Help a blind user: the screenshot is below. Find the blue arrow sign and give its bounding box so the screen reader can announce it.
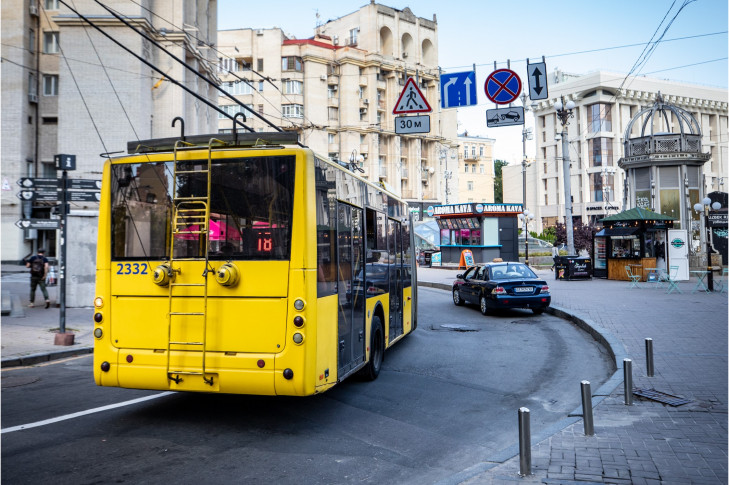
[440,71,477,109]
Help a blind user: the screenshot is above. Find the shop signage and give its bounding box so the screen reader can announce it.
[707,211,727,227]
[670,237,685,249]
[429,203,522,217]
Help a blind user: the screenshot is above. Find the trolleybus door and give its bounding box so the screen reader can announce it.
[337,203,365,376]
[388,219,403,343]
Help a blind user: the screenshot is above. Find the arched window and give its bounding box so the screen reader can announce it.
[379,27,393,56]
[422,38,435,65]
[401,33,413,60]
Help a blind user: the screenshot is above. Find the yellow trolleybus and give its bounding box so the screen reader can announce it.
[93,132,417,396]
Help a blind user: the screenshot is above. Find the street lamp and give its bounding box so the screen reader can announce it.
[555,95,576,255]
[601,166,617,213]
[693,197,722,291]
[518,209,535,266]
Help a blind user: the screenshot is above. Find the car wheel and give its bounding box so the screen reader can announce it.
[532,307,545,315]
[360,316,384,381]
[480,295,490,315]
[453,288,463,306]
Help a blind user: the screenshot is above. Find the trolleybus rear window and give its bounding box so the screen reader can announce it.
[110,156,295,261]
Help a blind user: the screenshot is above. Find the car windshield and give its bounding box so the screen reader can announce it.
[489,263,537,280]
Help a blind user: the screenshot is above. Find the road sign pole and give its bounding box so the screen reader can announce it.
[59,170,67,334]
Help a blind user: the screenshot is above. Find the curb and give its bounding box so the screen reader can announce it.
[1,346,94,368]
[420,283,629,485]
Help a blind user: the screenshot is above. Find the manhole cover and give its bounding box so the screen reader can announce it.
[2,375,41,389]
[439,324,479,332]
[633,388,692,406]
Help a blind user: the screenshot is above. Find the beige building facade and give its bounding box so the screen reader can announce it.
[457,134,495,204]
[216,2,458,216]
[503,71,728,233]
[1,0,218,305]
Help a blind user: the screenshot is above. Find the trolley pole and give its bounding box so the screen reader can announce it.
[59,169,68,334]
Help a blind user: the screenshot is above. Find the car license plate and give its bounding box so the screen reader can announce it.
[514,286,533,293]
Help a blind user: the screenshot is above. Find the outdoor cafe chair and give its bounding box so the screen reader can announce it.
[717,267,728,294]
[665,265,682,294]
[625,265,641,289]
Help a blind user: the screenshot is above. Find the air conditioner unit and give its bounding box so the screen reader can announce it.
[363,99,369,104]
[320,75,327,81]
[29,4,39,16]
[256,29,264,36]
[402,52,409,58]
[332,35,339,45]
[28,93,38,103]
[332,85,337,90]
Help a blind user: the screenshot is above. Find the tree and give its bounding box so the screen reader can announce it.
[493,159,508,203]
[554,221,598,253]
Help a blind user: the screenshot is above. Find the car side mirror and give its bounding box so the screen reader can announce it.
[456,274,463,279]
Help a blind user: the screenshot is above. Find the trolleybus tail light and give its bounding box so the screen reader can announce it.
[294,299,305,311]
[492,286,506,295]
[94,312,103,323]
[126,355,134,363]
[100,361,111,372]
[293,316,304,327]
[257,359,265,368]
[283,368,294,380]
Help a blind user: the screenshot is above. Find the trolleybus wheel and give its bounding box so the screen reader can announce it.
[361,316,384,381]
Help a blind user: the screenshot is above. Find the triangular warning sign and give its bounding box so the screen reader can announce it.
[393,77,432,114]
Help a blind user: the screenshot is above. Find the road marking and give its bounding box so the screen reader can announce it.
[1,391,174,434]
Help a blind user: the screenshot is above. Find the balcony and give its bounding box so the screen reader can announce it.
[359,75,367,86]
[327,97,339,107]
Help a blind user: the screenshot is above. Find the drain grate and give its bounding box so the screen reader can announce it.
[633,387,692,406]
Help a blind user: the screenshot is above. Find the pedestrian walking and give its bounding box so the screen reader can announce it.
[26,248,50,308]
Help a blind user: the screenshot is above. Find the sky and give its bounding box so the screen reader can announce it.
[217,0,728,163]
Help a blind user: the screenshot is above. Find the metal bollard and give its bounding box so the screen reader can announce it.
[518,407,531,476]
[645,338,654,377]
[624,358,633,405]
[581,380,594,436]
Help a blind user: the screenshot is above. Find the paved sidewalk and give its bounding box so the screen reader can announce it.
[1,263,727,484]
[419,266,728,485]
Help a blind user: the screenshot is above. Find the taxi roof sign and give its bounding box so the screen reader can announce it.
[393,77,432,114]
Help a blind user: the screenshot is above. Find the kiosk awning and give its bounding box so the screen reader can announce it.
[595,227,640,238]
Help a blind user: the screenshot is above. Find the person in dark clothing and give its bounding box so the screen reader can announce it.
[26,248,50,308]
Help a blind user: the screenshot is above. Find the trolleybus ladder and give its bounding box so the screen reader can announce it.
[165,139,225,386]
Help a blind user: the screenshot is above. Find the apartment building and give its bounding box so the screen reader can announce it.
[216,2,459,218]
[457,133,495,204]
[1,0,218,305]
[503,70,727,233]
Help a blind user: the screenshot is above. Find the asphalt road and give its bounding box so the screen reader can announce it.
[1,286,613,484]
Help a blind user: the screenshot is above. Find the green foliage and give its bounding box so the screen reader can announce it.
[493,159,508,203]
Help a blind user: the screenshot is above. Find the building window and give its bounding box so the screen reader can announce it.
[480,164,484,174]
[349,28,358,45]
[591,173,604,202]
[588,138,613,167]
[281,56,302,72]
[659,166,681,226]
[479,146,483,156]
[29,29,35,53]
[327,85,337,98]
[222,80,253,96]
[258,81,264,91]
[282,104,304,118]
[328,107,338,121]
[359,108,367,121]
[328,133,336,144]
[44,0,59,8]
[258,104,263,115]
[463,146,468,158]
[218,104,252,119]
[42,74,58,96]
[43,32,59,54]
[471,146,475,158]
[28,72,37,96]
[257,58,263,71]
[588,103,612,132]
[283,80,303,94]
[467,181,474,191]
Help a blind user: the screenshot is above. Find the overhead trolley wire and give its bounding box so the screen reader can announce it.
[56,0,254,134]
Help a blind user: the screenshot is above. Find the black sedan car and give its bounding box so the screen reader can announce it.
[452,262,551,315]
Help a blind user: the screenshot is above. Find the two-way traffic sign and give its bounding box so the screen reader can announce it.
[440,71,477,109]
[527,60,548,100]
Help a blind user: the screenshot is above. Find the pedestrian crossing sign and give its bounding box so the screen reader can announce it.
[393,77,432,114]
